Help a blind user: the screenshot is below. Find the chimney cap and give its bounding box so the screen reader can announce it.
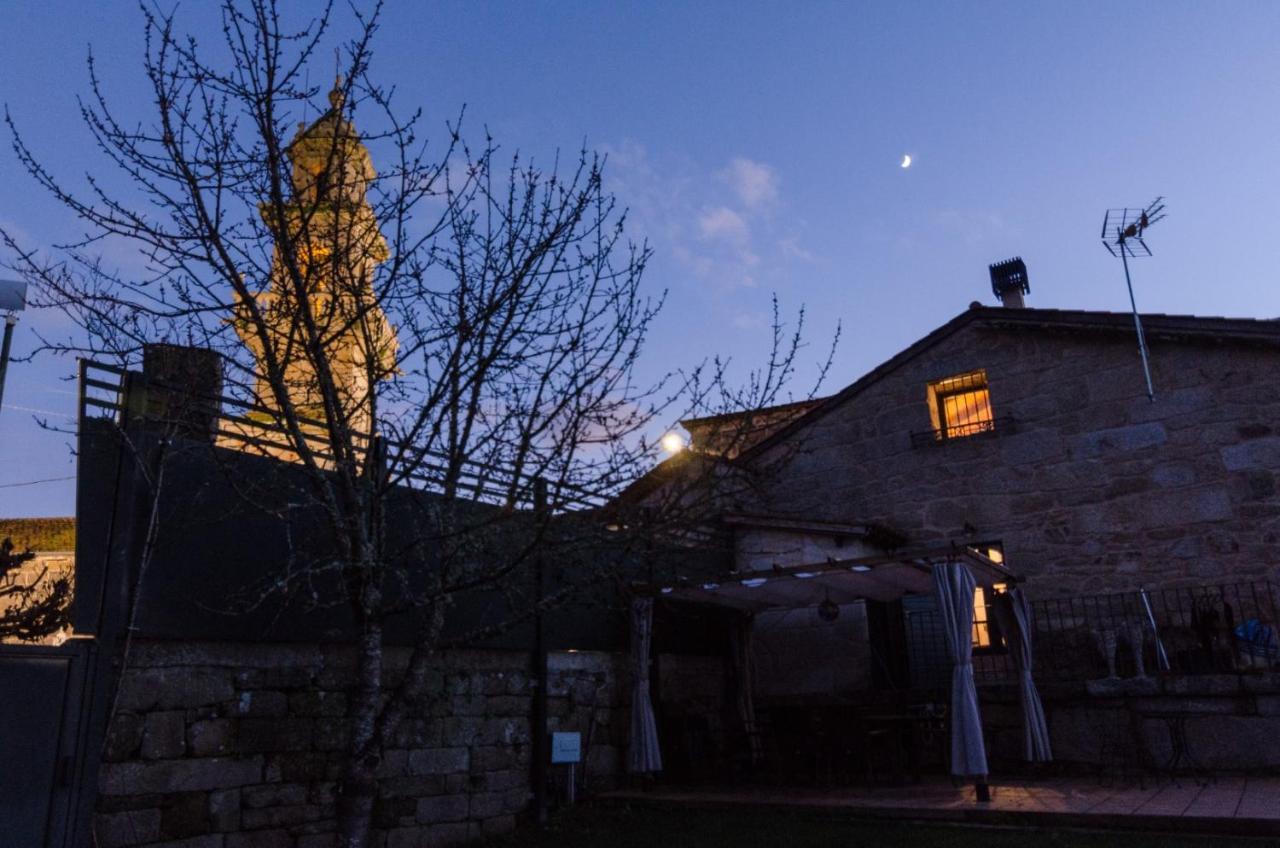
[989,257,1030,300]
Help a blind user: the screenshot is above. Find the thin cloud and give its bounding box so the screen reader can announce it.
[935,209,1015,246]
[698,206,749,243]
[720,157,778,211]
[600,143,812,293]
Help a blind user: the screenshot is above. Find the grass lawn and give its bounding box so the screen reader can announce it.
[486,803,1279,848]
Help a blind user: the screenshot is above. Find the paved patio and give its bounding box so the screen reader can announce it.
[603,776,1280,837]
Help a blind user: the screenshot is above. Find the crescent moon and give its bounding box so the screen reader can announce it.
[901,154,912,169]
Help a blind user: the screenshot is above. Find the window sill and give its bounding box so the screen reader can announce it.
[910,416,1016,448]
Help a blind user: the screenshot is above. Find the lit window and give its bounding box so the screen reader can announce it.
[928,370,994,440]
[969,543,1006,649]
[971,585,1006,648]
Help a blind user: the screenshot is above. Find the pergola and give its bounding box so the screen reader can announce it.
[654,544,1010,610]
[627,544,1050,802]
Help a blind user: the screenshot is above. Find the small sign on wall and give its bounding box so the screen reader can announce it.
[551,732,581,764]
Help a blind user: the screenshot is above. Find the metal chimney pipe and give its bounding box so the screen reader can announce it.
[989,258,1030,309]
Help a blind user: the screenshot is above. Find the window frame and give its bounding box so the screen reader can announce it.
[968,542,1009,655]
[929,370,995,441]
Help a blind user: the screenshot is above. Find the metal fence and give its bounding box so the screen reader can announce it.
[906,579,1280,685]
[1030,579,1280,680]
[909,416,1016,448]
[78,359,612,513]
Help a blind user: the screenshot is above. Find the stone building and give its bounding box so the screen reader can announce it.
[653,296,1280,771]
[230,81,397,440]
[0,516,75,644]
[690,301,1280,599]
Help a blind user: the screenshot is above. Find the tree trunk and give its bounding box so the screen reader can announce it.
[338,615,383,848]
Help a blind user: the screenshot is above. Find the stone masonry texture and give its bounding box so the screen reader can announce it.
[751,323,1280,598]
[95,641,628,848]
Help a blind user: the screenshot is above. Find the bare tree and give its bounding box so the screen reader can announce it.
[0,538,72,643]
[2,2,834,845]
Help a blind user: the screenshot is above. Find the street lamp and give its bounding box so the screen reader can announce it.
[0,278,28,415]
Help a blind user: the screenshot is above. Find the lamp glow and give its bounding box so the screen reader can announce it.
[660,431,686,454]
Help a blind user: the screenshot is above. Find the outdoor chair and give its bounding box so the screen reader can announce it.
[905,699,948,776]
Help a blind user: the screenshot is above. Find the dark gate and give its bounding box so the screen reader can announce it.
[0,641,97,848]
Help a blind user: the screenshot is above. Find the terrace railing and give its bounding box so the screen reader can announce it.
[1029,579,1280,681]
[78,359,612,513]
[906,578,1280,686]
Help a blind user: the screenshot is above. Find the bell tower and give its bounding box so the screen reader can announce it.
[234,81,397,437]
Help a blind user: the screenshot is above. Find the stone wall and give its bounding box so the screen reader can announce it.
[753,320,1280,599]
[0,550,74,645]
[980,673,1280,771]
[95,641,629,848]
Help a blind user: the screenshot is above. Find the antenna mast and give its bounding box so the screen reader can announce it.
[1100,197,1166,402]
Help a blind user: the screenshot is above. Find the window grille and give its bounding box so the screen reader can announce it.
[931,370,994,440]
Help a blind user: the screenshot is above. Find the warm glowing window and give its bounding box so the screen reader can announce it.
[928,370,994,440]
[969,543,1006,649]
[971,585,1006,648]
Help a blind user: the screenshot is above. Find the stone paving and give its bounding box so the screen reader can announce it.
[605,776,1280,836]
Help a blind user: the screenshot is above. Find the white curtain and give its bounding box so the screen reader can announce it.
[994,587,1053,762]
[932,561,989,778]
[627,596,663,773]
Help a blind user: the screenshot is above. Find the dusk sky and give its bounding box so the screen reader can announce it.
[3,1,1279,517]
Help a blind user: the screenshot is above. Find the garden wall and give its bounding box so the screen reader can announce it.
[94,640,629,848]
[980,672,1280,772]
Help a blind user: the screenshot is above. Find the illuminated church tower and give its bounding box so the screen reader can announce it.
[234,81,396,439]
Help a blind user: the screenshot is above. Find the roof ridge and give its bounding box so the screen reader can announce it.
[733,304,1280,462]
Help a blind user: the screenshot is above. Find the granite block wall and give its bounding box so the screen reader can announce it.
[0,550,74,645]
[980,673,1280,772]
[94,641,629,848]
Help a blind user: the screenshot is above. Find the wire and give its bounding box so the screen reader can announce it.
[0,475,75,489]
[7,405,74,419]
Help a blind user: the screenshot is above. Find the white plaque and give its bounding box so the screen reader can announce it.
[550,731,581,764]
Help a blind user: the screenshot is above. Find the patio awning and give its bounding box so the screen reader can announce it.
[650,544,1011,612]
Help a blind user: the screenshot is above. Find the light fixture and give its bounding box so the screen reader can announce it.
[660,431,686,454]
[0,278,29,415]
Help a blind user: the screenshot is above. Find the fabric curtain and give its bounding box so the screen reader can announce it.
[993,587,1053,762]
[627,596,663,773]
[728,612,761,764]
[932,561,989,778]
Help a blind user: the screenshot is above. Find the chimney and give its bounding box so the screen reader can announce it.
[989,257,1029,309]
[141,343,224,442]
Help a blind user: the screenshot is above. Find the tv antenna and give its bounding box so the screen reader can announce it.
[1101,197,1166,401]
